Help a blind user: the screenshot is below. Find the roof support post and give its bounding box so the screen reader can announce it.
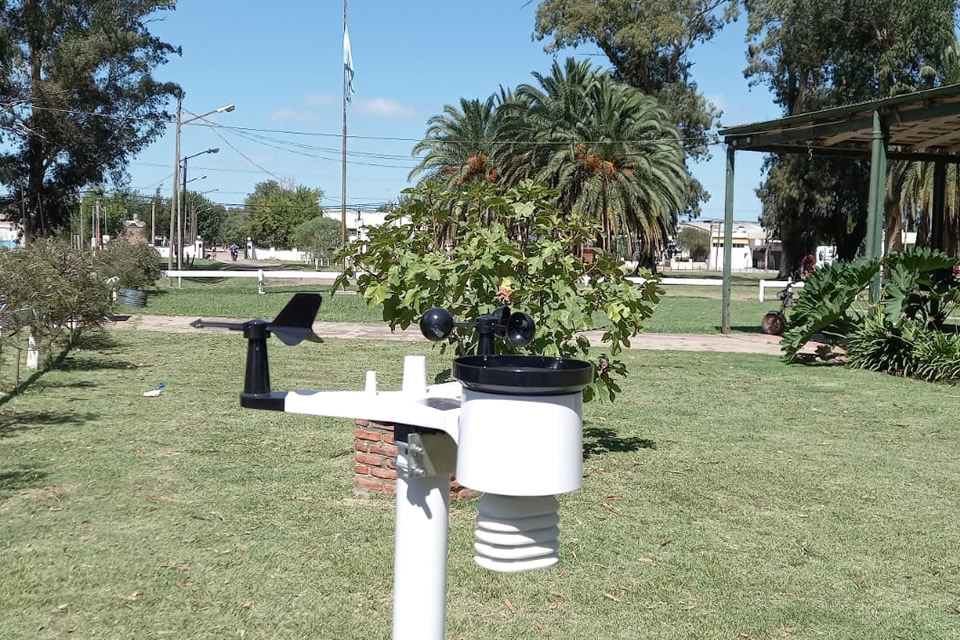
[931,161,947,251]
[721,145,735,334]
[866,110,888,301]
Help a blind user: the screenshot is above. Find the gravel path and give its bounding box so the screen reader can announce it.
[110,314,786,356]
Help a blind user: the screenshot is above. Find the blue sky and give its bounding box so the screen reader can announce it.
[129,1,782,222]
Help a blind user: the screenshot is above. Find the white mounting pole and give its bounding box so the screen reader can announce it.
[392,356,454,640]
[392,455,451,640]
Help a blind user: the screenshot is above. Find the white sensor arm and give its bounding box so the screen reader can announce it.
[281,380,463,442]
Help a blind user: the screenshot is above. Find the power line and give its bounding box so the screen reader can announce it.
[226,127,418,169]
[202,119,283,181]
[187,121,712,147]
[24,104,175,123]
[14,102,730,148]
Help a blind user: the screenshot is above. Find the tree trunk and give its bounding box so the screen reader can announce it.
[917,202,930,247]
[600,180,610,252]
[24,7,44,242]
[885,197,903,253]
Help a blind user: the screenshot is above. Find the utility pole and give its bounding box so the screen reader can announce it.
[341,0,349,274]
[19,186,28,247]
[78,203,83,250]
[94,196,101,252]
[151,200,156,246]
[181,154,188,268]
[169,98,182,273]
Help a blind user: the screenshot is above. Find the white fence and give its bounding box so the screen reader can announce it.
[758,280,804,302]
[162,269,343,293]
[162,270,805,302]
[153,245,313,262]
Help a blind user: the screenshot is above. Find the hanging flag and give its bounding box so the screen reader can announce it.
[343,25,355,103]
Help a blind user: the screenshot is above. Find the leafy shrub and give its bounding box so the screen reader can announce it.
[880,247,959,327]
[784,247,960,384]
[781,256,879,361]
[335,181,662,402]
[0,239,111,368]
[847,310,960,383]
[95,239,162,290]
[846,310,919,376]
[291,216,342,266]
[675,227,710,262]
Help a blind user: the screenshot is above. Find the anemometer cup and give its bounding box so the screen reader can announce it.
[418,306,537,354]
[505,311,535,348]
[419,307,455,342]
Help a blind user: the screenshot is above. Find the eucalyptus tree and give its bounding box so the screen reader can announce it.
[745,0,958,269]
[0,0,181,240]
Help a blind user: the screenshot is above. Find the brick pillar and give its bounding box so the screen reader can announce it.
[354,419,479,500]
[354,420,398,493]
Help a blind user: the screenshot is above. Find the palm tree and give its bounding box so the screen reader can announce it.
[899,150,960,253]
[409,96,501,190]
[502,58,690,257]
[892,39,960,255]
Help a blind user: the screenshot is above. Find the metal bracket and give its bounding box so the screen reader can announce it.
[396,431,457,479]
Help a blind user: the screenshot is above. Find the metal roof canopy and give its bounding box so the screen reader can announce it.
[713,83,960,334]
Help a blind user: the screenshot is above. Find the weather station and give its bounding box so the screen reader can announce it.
[192,293,593,640]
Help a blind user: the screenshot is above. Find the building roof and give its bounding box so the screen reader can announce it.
[681,220,768,236]
[720,83,960,163]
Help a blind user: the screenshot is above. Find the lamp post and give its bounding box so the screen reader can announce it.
[192,189,220,247]
[168,100,234,273]
[181,148,219,253]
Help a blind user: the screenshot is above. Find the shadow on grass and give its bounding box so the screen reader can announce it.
[74,331,123,351]
[33,379,98,391]
[0,331,126,406]
[56,356,136,372]
[790,353,847,368]
[0,465,47,494]
[582,426,656,459]
[0,410,99,439]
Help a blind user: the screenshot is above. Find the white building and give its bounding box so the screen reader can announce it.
[675,220,781,272]
[323,209,407,243]
[0,215,21,249]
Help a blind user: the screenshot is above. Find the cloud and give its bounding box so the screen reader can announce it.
[269,108,317,123]
[706,94,730,113]
[355,97,416,118]
[304,94,336,107]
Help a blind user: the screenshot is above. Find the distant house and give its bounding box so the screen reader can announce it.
[674,220,781,271]
[322,209,408,243]
[0,213,22,249]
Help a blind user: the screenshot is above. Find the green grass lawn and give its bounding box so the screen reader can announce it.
[1,331,959,638]
[127,278,774,334]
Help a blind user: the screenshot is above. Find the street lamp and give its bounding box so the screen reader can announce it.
[168,101,235,272]
[192,189,220,246]
[181,148,218,258]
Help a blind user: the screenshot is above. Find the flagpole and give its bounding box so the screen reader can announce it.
[340,0,348,275]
